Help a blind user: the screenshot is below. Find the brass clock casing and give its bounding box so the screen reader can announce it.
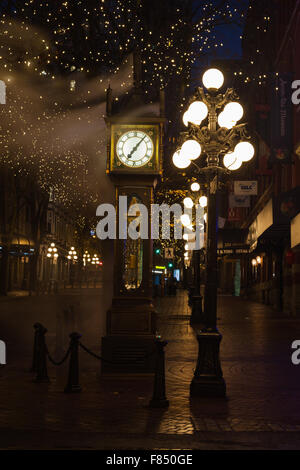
[108,123,161,174]
[102,113,165,374]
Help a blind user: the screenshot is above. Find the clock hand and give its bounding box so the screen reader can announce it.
[127,135,146,159]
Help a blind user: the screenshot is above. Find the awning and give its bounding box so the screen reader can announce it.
[247,199,273,250]
[11,236,34,247]
[218,228,249,255]
[247,189,300,251]
[0,235,35,252]
[291,212,300,248]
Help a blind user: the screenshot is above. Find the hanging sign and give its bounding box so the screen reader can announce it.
[234,181,258,196]
[228,207,241,221]
[271,73,293,163]
[229,194,250,208]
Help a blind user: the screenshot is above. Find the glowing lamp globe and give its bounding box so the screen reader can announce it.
[223,102,244,122]
[180,139,201,160]
[180,214,191,227]
[217,111,236,129]
[223,152,242,171]
[234,141,255,162]
[183,197,194,209]
[185,115,201,126]
[183,111,190,127]
[187,101,208,124]
[172,150,191,169]
[191,182,200,192]
[199,196,208,208]
[202,68,224,90]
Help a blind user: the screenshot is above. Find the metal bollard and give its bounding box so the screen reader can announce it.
[34,325,50,383]
[30,322,43,372]
[64,332,82,393]
[149,339,169,408]
[188,286,195,307]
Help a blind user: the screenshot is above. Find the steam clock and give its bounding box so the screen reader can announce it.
[101,70,165,374]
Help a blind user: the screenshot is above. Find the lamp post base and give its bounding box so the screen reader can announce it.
[190,295,204,325]
[190,330,226,397]
[149,398,169,408]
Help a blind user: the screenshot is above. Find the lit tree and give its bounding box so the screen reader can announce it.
[0,1,249,84]
[154,187,188,267]
[0,74,101,293]
[0,0,252,294]
[0,1,251,142]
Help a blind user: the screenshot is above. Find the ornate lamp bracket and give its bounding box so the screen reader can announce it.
[196,87,239,114]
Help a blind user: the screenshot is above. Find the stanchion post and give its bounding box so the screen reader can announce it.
[149,339,169,408]
[30,322,42,372]
[34,325,50,383]
[64,332,82,393]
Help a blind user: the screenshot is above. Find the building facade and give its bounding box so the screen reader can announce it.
[238,0,300,315]
[0,170,101,294]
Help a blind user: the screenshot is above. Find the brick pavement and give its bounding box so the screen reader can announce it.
[1,290,300,449]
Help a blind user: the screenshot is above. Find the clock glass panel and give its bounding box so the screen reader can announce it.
[116,130,154,167]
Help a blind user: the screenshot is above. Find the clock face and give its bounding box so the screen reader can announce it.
[116,130,154,168]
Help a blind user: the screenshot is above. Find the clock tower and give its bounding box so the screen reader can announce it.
[101,54,165,374]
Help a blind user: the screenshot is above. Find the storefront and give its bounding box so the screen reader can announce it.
[217,228,249,296]
[0,237,35,292]
[245,190,300,314]
[290,212,300,315]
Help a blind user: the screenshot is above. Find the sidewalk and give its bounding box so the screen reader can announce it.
[0,283,103,299]
[1,290,300,449]
[0,289,105,359]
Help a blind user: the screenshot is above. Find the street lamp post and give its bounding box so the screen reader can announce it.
[47,242,58,289]
[68,246,78,287]
[68,247,78,263]
[83,251,91,267]
[184,188,207,325]
[191,247,203,324]
[173,68,255,397]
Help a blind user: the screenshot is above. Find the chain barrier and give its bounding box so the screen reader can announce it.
[30,322,168,403]
[46,346,71,366]
[79,342,103,361]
